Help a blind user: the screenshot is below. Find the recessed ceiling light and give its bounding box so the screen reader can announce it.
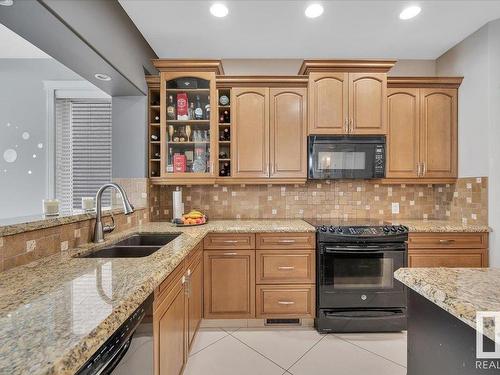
[399,5,421,20]
[0,0,14,6]
[94,73,112,81]
[305,3,324,18]
[210,3,229,18]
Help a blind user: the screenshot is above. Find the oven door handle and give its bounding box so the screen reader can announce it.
[323,246,404,253]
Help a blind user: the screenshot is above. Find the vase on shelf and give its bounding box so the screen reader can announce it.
[168,125,174,142]
[185,125,192,142]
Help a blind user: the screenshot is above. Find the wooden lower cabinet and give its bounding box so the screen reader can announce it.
[203,249,255,318]
[187,251,203,349]
[154,267,187,375]
[408,232,488,268]
[154,244,203,375]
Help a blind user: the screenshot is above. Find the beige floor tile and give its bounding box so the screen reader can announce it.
[288,334,406,375]
[184,335,285,375]
[232,328,324,369]
[334,331,407,367]
[189,328,228,356]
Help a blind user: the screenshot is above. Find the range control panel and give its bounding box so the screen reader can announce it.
[316,225,409,236]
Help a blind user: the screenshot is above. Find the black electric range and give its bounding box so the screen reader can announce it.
[306,219,409,333]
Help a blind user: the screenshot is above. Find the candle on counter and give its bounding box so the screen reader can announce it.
[43,199,60,216]
[82,197,95,211]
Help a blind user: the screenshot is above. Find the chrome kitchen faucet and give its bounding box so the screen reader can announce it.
[93,183,134,243]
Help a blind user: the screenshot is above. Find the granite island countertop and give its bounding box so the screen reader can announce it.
[0,220,314,375]
[395,267,500,342]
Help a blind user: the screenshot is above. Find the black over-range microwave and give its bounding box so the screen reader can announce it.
[308,136,386,179]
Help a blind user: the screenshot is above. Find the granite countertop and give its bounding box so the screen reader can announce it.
[0,219,314,375]
[395,267,500,342]
[387,219,490,233]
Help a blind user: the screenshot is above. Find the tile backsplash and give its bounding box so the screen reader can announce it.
[151,177,488,224]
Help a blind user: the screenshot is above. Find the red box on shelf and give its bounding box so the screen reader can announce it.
[173,153,187,172]
[176,92,188,120]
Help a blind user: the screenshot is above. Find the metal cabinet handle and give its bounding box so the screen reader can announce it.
[417,163,421,177]
[222,240,239,243]
[277,301,295,305]
[223,252,238,255]
[439,239,455,244]
[349,118,353,133]
[277,239,296,244]
[422,162,426,176]
[344,118,349,133]
[277,266,295,270]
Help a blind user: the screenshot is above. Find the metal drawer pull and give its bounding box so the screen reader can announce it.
[278,266,295,270]
[278,301,295,305]
[222,240,239,243]
[439,239,455,244]
[277,239,296,243]
[223,252,237,255]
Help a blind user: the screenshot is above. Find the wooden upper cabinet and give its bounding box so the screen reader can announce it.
[349,73,387,134]
[308,72,348,134]
[420,88,458,178]
[386,88,420,178]
[270,88,307,178]
[232,87,270,178]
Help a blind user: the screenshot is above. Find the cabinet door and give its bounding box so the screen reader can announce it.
[420,88,458,178]
[232,88,270,178]
[349,73,387,134]
[386,88,420,178]
[188,253,203,349]
[270,88,307,178]
[203,250,255,318]
[161,71,217,179]
[154,274,186,375]
[308,72,348,134]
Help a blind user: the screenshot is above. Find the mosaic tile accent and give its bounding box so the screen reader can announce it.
[151,177,488,224]
[112,177,149,209]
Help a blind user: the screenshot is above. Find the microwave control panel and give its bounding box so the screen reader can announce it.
[374,144,385,178]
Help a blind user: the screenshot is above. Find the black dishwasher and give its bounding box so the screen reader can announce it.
[76,295,153,375]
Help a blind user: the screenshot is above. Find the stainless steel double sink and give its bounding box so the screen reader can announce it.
[81,233,180,258]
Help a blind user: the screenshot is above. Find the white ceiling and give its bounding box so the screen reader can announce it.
[0,23,51,58]
[119,0,500,59]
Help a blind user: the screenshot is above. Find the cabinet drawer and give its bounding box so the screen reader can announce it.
[408,232,488,249]
[408,251,485,268]
[256,233,315,249]
[204,233,255,250]
[155,260,186,311]
[256,250,315,284]
[256,285,315,318]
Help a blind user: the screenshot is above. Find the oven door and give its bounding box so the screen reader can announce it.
[308,136,385,179]
[319,244,407,309]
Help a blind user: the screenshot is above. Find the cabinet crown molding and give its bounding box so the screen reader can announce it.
[387,77,463,88]
[298,59,397,75]
[152,59,225,75]
[216,75,308,87]
[145,74,160,88]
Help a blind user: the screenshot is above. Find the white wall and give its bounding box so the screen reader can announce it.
[388,60,436,76]
[112,96,147,178]
[436,20,500,266]
[436,25,490,177]
[222,59,436,76]
[0,58,82,219]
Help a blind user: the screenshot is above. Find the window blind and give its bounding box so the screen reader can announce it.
[55,99,112,211]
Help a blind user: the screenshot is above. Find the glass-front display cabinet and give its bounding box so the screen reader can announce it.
[158,70,218,181]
